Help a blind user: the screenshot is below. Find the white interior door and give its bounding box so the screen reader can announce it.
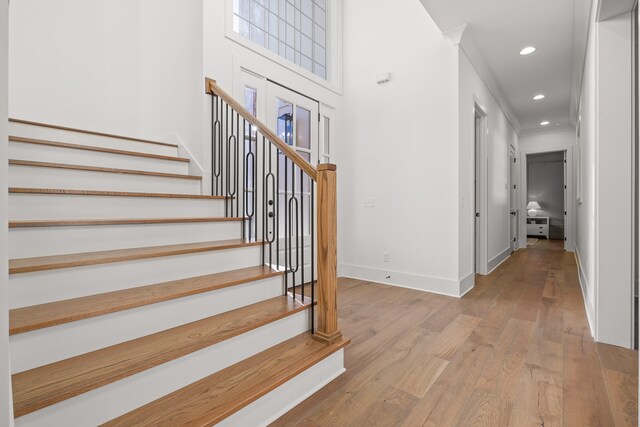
[266,82,319,287]
[510,150,518,252]
[564,150,568,250]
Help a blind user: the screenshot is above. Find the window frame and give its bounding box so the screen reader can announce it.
[225,0,343,94]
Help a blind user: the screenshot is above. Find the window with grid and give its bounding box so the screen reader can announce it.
[233,0,328,80]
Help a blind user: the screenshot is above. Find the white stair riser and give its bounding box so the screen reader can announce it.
[218,350,345,427]
[10,221,242,258]
[14,311,310,427]
[11,276,283,373]
[9,141,189,175]
[9,165,202,195]
[9,194,226,220]
[9,122,179,157]
[10,246,263,307]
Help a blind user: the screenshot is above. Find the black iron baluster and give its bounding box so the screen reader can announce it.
[245,125,255,242]
[253,130,258,243]
[211,95,220,196]
[261,135,266,265]
[284,153,288,296]
[242,118,247,241]
[276,147,281,291]
[300,167,304,303]
[235,112,240,219]
[310,180,315,332]
[225,110,232,217]
[266,142,275,268]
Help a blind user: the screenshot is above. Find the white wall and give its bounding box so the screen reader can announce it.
[9,0,207,167]
[595,11,634,348]
[577,14,597,333]
[1,0,13,424]
[9,0,141,136]
[138,0,205,168]
[577,5,634,348]
[339,0,518,297]
[458,50,518,283]
[339,0,461,296]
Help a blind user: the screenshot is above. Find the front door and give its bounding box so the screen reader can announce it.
[266,82,319,289]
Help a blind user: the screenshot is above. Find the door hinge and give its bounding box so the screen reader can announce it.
[564,211,567,215]
[513,185,517,189]
[564,185,567,189]
[514,158,517,163]
[318,113,321,122]
[564,237,567,241]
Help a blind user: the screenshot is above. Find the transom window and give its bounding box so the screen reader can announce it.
[233,0,328,80]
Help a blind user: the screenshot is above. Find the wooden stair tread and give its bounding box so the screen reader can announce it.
[9,217,244,228]
[9,118,179,148]
[12,296,311,418]
[10,266,283,335]
[102,333,349,427]
[9,136,190,163]
[9,187,226,200]
[9,239,262,274]
[9,159,202,180]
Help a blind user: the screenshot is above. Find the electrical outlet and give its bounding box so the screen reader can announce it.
[383,251,391,263]
[364,197,375,208]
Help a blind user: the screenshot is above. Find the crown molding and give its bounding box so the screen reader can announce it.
[443,24,523,134]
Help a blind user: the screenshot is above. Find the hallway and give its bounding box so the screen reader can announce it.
[272,241,638,426]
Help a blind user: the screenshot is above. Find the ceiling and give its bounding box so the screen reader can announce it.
[419,0,593,132]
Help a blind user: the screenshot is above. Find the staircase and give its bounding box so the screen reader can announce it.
[6,80,348,426]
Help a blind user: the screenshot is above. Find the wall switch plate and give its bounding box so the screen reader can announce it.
[383,251,391,263]
[364,197,375,207]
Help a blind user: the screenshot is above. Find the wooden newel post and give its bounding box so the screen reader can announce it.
[314,163,342,344]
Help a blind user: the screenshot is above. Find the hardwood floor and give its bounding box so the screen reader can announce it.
[272,240,638,426]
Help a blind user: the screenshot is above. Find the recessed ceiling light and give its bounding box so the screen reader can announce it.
[540,121,550,126]
[520,46,536,55]
[533,94,545,100]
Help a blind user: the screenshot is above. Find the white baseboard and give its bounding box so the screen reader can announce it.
[218,349,345,427]
[459,273,475,296]
[574,249,596,338]
[340,264,461,297]
[487,247,511,274]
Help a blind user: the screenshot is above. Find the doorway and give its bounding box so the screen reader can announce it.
[474,104,488,275]
[525,151,567,245]
[266,82,319,286]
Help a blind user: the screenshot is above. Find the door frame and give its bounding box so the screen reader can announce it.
[519,146,575,251]
[474,103,489,275]
[509,147,519,253]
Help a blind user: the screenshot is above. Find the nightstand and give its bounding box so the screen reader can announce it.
[527,217,549,239]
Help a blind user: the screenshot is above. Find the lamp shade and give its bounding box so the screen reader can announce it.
[526,201,541,210]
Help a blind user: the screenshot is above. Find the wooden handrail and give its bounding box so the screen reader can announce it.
[206,78,318,181]
[205,77,341,346]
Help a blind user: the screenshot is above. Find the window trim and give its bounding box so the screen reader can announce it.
[225,0,343,95]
